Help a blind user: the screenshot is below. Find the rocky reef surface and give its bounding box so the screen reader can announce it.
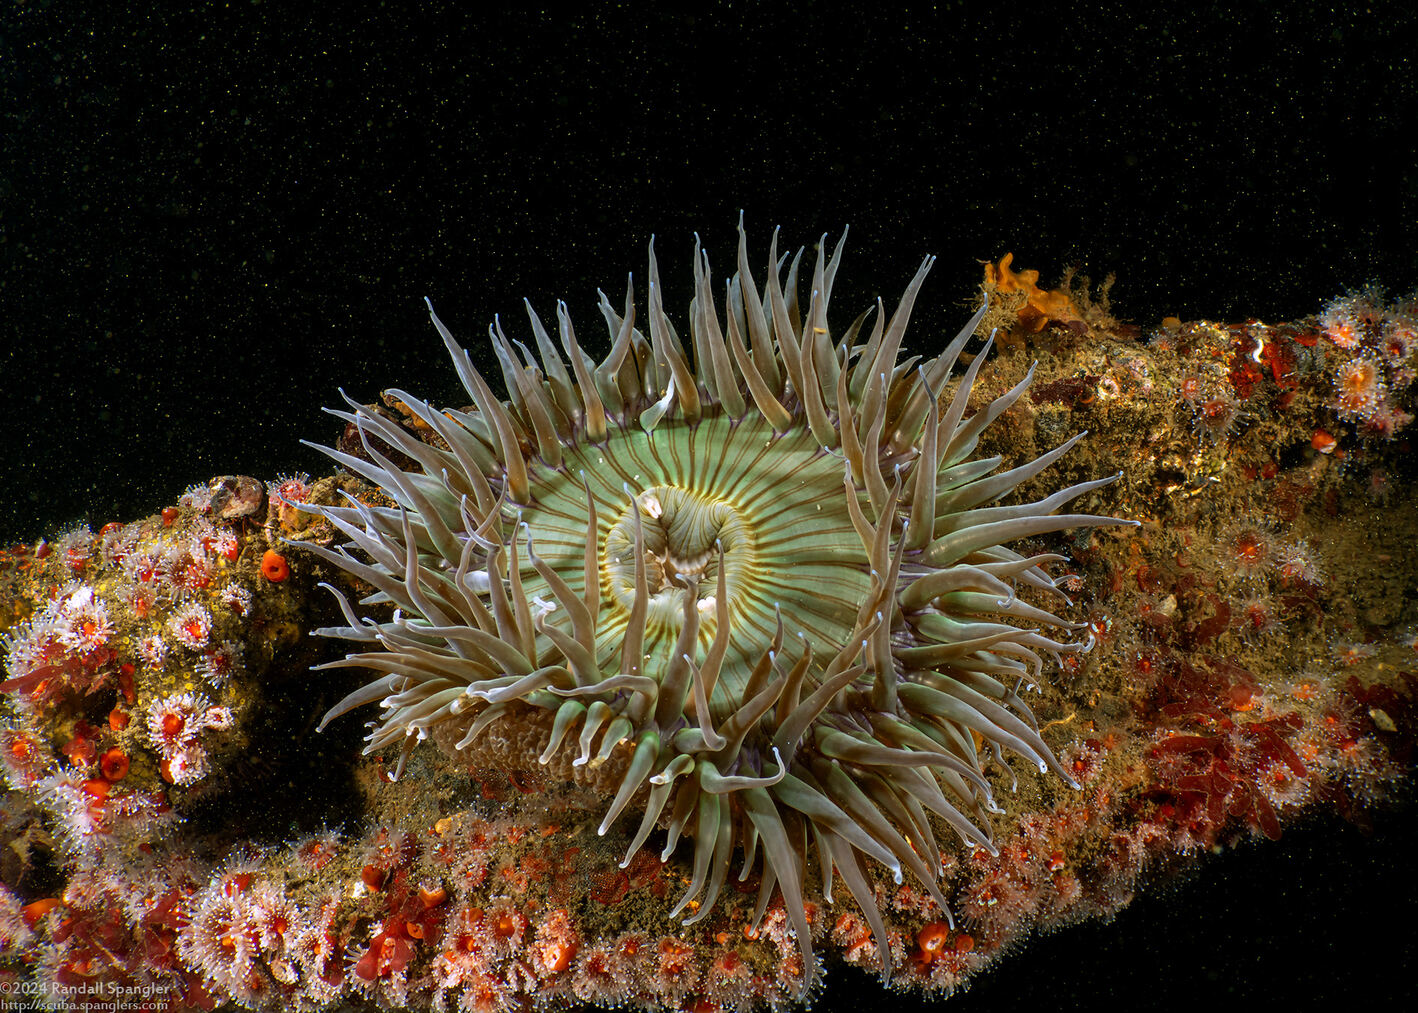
[1,263,1414,1011]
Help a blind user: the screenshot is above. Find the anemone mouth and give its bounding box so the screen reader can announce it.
[305,219,1132,991]
[603,484,753,637]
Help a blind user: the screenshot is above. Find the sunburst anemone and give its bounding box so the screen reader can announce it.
[305,219,1132,990]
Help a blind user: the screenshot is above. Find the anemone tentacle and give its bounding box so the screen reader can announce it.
[308,219,1133,991]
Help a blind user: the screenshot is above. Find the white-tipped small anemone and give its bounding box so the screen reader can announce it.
[303,218,1134,992]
